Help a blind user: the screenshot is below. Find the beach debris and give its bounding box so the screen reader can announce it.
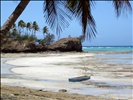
[59,89,67,92]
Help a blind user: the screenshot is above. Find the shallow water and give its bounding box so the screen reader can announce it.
[96,52,133,64]
[83,46,133,65]
[1,58,15,75]
[69,87,132,99]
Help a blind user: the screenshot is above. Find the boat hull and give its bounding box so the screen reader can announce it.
[68,76,90,82]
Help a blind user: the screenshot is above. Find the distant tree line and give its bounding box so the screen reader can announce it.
[38,26,55,45]
[6,20,55,45]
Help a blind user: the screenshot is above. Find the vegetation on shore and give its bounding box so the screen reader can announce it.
[6,20,55,45]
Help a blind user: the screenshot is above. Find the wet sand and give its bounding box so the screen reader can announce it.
[1,85,109,100]
[1,52,133,100]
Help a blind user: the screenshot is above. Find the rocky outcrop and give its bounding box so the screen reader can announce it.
[1,38,37,53]
[1,37,82,53]
[36,44,47,52]
[47,37,82,52]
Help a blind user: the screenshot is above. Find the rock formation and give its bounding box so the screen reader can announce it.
[47,37,82,52]
[1,37,82,53]
[1,38,37,53]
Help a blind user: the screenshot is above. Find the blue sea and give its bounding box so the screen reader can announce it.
[82,46,133,64]
[82,46,133,52]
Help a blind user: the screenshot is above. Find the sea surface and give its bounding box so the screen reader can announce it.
[82,46,133,64]
[82,46,133,52]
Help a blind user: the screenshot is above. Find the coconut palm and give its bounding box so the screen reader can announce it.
[26,22,32,34]
[22,21,26,33]
[18,20,26,33]
[7,27,18,39]
[12,28,19,39]
[32,21,39,36]
[44,33,55,45]
[1,0,132,40]
[43,26,49,37]
[18,20,23,33]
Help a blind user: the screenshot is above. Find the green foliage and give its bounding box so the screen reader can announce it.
[26,22,32,34]
[36,33,55,45]
[32,21,39,34]
[36,39,45,45]
[44,33,55,45]
[20,34,37,42]
[36,26,55,45]
[43,26,49,37]
[6,20,55,44]
[6,20,38,42]
[18,20,26,33]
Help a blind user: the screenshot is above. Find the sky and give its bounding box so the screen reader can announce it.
[1,1,133,46]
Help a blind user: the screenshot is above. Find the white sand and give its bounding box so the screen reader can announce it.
[1,53,133,100]
[2,53,94,90]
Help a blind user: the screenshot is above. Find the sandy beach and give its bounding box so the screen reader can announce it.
[1,52,133,100]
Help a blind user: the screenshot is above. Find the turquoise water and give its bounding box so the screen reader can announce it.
[82,46,133,64]
[82,46,133,52]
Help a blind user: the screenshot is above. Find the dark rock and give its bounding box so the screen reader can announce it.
[1,38,37,53]
[38,89,43,91]
[47,37,82,52]
[59,89,67,92]
[36,44,47,52]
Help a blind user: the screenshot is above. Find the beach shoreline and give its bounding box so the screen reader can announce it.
[1,85,108,100]
[1,52,133,100]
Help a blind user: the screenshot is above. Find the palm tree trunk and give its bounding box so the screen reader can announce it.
[27,28,28,35]
[0,0,30,36]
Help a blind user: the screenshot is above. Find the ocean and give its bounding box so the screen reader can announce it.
[82,46,133,52]
[82,46,133,64]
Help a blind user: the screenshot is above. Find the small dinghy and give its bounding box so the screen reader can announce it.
[69,58,91,82]
[69,75,90,82]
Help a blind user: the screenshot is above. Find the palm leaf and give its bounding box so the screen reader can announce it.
[43,0,72,38]
[43,0,131,40]
[113,0,132,16]
[67,0,97,40]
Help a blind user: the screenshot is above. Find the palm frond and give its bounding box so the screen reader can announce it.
[67,0,97,40]
[113,0,132,16]
[66,0,78,12]
[43,0,72,38]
